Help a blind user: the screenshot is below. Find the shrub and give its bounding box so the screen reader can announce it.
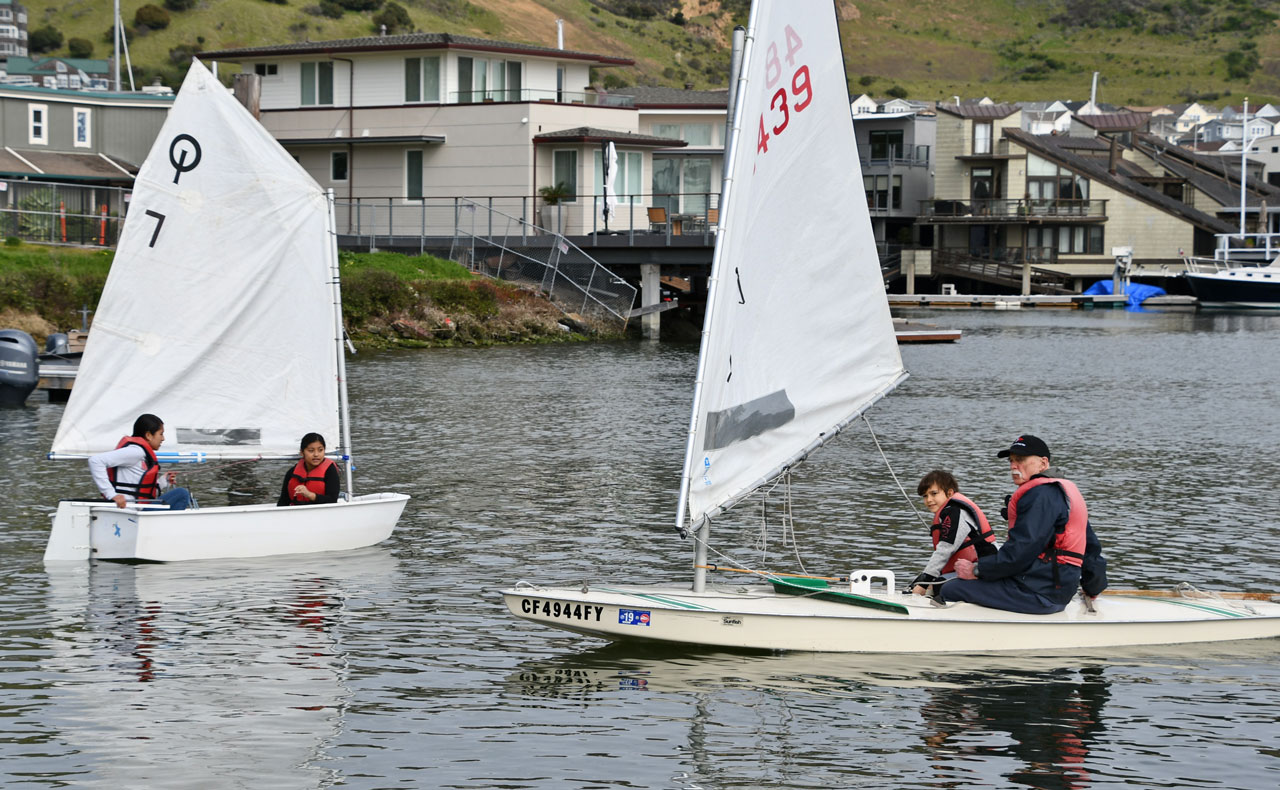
[169,43,203,66]
[422,280,499,319]
[164,0,198,9]
[68,37,93,58]
[4,237,21,247]
[885,85,909,98]
[336,0,383,10]
[134,5,171,30]
[29,26,64,53]
[341,268,414,323]
[372,2,411,33]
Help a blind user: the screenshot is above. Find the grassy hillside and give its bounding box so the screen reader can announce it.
[20,0,1280,104]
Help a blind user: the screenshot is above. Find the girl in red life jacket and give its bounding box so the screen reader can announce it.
[909,469,997,595]
[277,432,340,506]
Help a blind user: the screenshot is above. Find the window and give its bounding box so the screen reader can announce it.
[594,149,642,203]
[1028,225,1103,255]
[456,57,473,103]
[651,156,711,214]
[405,56,441,102]
[331,150,348,182]
[863,175,901,210]
[28,103,46,145]
[970,167,994,202]
[552,150,578,201]
[654,123,714,146]
[868,130,904,160]
[973,121,992,155]
[556,66,566,102]
[406,150,423,200]
[254,63,278,77]
[73,107,91,148]
[300,61,334,106]
[505,62,523,101]
[1027,154,1088,209]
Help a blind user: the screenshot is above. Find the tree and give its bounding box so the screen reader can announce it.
[372,2,411,34]
[134,4,171,30]
[336,0,383,10]
[67,37,93,59]
[29,26,64,53]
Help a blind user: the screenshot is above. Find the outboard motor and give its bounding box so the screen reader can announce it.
[44,332,70,355]
[0,329,39,407]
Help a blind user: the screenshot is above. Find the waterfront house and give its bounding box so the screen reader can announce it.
[204,32,718,237]
[0,0,27,59]
[852,102,935,249]
[1167,102,1219,135]
[2,56,111,90]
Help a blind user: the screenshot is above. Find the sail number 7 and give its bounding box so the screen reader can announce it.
[757,25,811,157]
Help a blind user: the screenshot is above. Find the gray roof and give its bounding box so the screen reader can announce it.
[937,102,1019,119]
[1134,133,1280,207]
[204,33,631,65]
[1073,111,1150,131]
[611,86,728,108]
[0,148,137,181]
[532,127,685,147]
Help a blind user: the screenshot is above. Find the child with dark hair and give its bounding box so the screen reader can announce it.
[909,469,997,595]
[88,413,194,510]
[277,432,340,506]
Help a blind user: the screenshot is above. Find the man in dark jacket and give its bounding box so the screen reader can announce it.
[937,435,1107,614]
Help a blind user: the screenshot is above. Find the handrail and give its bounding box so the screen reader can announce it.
[920,198,1108,218]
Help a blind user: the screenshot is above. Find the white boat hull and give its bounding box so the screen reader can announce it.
[45,493,409,562]
[501,582,1280,653]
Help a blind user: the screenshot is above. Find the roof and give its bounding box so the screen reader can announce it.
[937,102,1019,119]
[612,86,727,108]
[0,83,174,105]
[3,56,113,76]
[1073,111,1150,131]
[1002,128,1235,234]
[0,149,137,181]
[1134,132,1280,207]
[532,127,685,146]
[204,33,632,66]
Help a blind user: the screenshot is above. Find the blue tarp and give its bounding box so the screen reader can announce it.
[1084,280,1166,308]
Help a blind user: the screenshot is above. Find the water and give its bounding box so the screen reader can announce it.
[2,308,1279,789]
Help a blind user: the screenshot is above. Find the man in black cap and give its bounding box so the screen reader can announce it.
[936,434,1107,614]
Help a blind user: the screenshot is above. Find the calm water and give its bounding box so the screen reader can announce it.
[2,308,1280,789]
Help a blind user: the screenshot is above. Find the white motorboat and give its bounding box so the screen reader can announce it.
[502,0,1280,652]
[44,60,408,563]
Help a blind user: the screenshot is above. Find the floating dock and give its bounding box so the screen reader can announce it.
[889,294,1129,309]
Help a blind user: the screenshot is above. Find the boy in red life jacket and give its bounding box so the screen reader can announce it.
[939,435,1108,614]
[277,432,340,506]
[909,470,998,596]
[87,413,194,510]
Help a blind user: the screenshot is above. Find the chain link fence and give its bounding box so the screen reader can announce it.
[0,180,127,246]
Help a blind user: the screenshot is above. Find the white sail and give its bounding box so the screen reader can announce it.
[681,1,906,526]
[51,60,341,460]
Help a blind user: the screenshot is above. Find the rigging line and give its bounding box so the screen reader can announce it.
[861,414,932,528]
[784,471,808,575]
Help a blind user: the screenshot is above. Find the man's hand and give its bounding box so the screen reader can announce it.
[954,558,977,580]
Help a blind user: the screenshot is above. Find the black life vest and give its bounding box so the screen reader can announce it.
[106,435,160,500]
[286,457,335,504]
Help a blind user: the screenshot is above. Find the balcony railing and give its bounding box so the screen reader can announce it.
[921,198,1107,220]
[445,88,634,107]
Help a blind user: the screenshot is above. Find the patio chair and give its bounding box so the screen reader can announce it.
[686,208,720,234]
[647,206,669,233]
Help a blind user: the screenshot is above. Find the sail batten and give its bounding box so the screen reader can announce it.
[51,60,342,460]
[679,1,906,529]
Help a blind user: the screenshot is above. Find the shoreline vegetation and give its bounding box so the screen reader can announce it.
[0,243,625,350]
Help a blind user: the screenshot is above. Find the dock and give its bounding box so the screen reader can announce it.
[889,294,1129,309]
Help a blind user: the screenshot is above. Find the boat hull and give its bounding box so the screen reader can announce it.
[46,493,409,562]
[1184,270,1280,308]
[501,583,1280,653]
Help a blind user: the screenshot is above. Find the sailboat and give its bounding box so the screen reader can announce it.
[43,60,409,563]
[501,0,1280,652]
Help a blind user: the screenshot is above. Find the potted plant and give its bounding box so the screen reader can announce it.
[538,182,571,234]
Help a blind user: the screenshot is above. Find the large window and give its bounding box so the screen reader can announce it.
[406,150,423,200]
[868,130,904,160]
[405,56,441,102]
[457,57,523,102]
[73,107,91,148]
[28,103,46,145]
[651,156,711,214]
[863,174,903,210]
[331,151,348,182]
[973,121,992,155]
[654,123,714,146]
[1027,154,1088,207]
[300,62,334,106]
[1028,225,1103,255]
[594,149,643,204]
[552,150,578,201]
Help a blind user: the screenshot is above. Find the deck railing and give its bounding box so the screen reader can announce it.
[921,198,1107,219]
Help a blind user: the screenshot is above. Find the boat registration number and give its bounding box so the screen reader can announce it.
[618,609,651,627]
[521,598,604,622]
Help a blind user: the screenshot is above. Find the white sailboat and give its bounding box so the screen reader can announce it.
[43,60,408,563]
[501,0,1280,652]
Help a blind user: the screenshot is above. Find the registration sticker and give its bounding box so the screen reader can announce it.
[618,609,651,627]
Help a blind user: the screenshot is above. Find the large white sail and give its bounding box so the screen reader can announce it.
[681,0,906,526]
[51,60,341,459]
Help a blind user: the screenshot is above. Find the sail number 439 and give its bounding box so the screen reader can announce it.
[757,25,811,156]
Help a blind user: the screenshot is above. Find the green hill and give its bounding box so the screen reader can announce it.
[20,0,1280,104]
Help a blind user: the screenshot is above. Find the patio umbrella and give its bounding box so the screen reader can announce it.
[602,140,618,231]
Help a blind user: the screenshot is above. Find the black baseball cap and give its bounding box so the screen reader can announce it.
[997,434,1051,460]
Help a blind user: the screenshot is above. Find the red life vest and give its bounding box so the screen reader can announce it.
[106,436,160,500]
[930,492,998,573]
[286,457,335,504]
[1007,476,1088,567]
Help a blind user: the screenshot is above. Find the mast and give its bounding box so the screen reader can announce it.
[679,1,761,593]
[327,190,356,497]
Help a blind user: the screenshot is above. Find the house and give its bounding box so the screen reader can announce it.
[852,104,935,247]
[1069,111,1150,146]
[1167,102,1218,135]
[1019,100,1071,135]
[204,32,704,237]
[921,100,1244,290]
[1194,115,1273,144]
[1,56,112,90]
[0,1,27,58]
[849,93,878,115]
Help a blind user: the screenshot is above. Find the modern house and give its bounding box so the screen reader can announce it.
[0,0,26,59]
[204,33,726,237]
[851,104,934,248]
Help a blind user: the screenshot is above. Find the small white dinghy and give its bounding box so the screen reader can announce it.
[501,0,1280,652]
[44,60,408,563]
